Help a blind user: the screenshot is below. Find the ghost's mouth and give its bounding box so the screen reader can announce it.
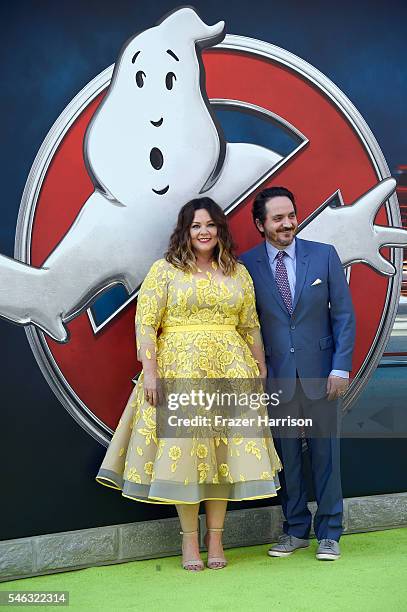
[151,118,163,127]
[152,186,169,195]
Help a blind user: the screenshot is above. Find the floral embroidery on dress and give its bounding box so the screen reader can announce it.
[144,461,154,475]
[126,467,142,483]
[196,444,208,459]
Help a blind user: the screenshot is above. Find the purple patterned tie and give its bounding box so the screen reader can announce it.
[275,251,293,315]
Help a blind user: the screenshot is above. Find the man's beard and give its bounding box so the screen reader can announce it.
[265,228,296,245]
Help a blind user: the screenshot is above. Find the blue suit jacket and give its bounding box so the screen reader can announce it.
[240,238,356,401]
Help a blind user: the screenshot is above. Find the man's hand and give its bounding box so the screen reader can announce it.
[326,374,349,401]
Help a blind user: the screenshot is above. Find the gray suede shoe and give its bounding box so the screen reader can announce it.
[268,534,310,557]
[316,539,341,560]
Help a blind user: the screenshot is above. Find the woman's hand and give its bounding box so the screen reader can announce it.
[143,371,159,406]
[259,365,267,392]
[258,363,267,380]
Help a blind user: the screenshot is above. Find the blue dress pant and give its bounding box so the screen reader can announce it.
[272,378,343,541]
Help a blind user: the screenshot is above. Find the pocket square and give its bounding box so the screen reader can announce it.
[311,278,322,286]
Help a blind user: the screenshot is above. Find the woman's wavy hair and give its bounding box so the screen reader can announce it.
[165,197,237,275]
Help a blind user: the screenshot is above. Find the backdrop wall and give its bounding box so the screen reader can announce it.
[1,0,406,541]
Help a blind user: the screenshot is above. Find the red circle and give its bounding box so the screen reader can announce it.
[31,49,389,430]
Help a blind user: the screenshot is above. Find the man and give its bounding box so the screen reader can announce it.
[240,186,355,561]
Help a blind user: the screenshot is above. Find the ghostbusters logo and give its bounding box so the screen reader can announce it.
[2,7,406,444]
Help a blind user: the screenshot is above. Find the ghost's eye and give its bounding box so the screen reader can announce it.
[135,71,146,88]
[165,72,176,90]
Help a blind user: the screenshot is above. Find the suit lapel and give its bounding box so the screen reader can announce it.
[292,238,310,312]
[255,242,290,316]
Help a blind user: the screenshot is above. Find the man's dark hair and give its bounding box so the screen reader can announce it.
[252,187,297,233]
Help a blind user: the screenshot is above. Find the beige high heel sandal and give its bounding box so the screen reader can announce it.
[180,530,204,572]
[204,528,227,570]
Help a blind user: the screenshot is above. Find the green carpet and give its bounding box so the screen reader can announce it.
[1,529,406,611]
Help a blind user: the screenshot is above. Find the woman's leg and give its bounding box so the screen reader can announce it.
[176,503,202,569]
[205,500,228,567]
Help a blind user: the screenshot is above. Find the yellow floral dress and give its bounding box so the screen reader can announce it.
[96,259,281,503]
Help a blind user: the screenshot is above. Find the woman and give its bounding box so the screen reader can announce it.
[96,197,281,571]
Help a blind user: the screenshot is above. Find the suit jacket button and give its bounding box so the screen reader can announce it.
[290,347,295,353]
[290,325,296,330]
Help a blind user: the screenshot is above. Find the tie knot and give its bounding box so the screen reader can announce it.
[276,250,285,261]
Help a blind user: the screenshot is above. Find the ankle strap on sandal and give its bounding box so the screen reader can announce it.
[180,530,198,535]
[206,528,224,532]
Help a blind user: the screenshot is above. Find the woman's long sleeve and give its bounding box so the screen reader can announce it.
[236,266,264,354]
[135,260,168,363]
